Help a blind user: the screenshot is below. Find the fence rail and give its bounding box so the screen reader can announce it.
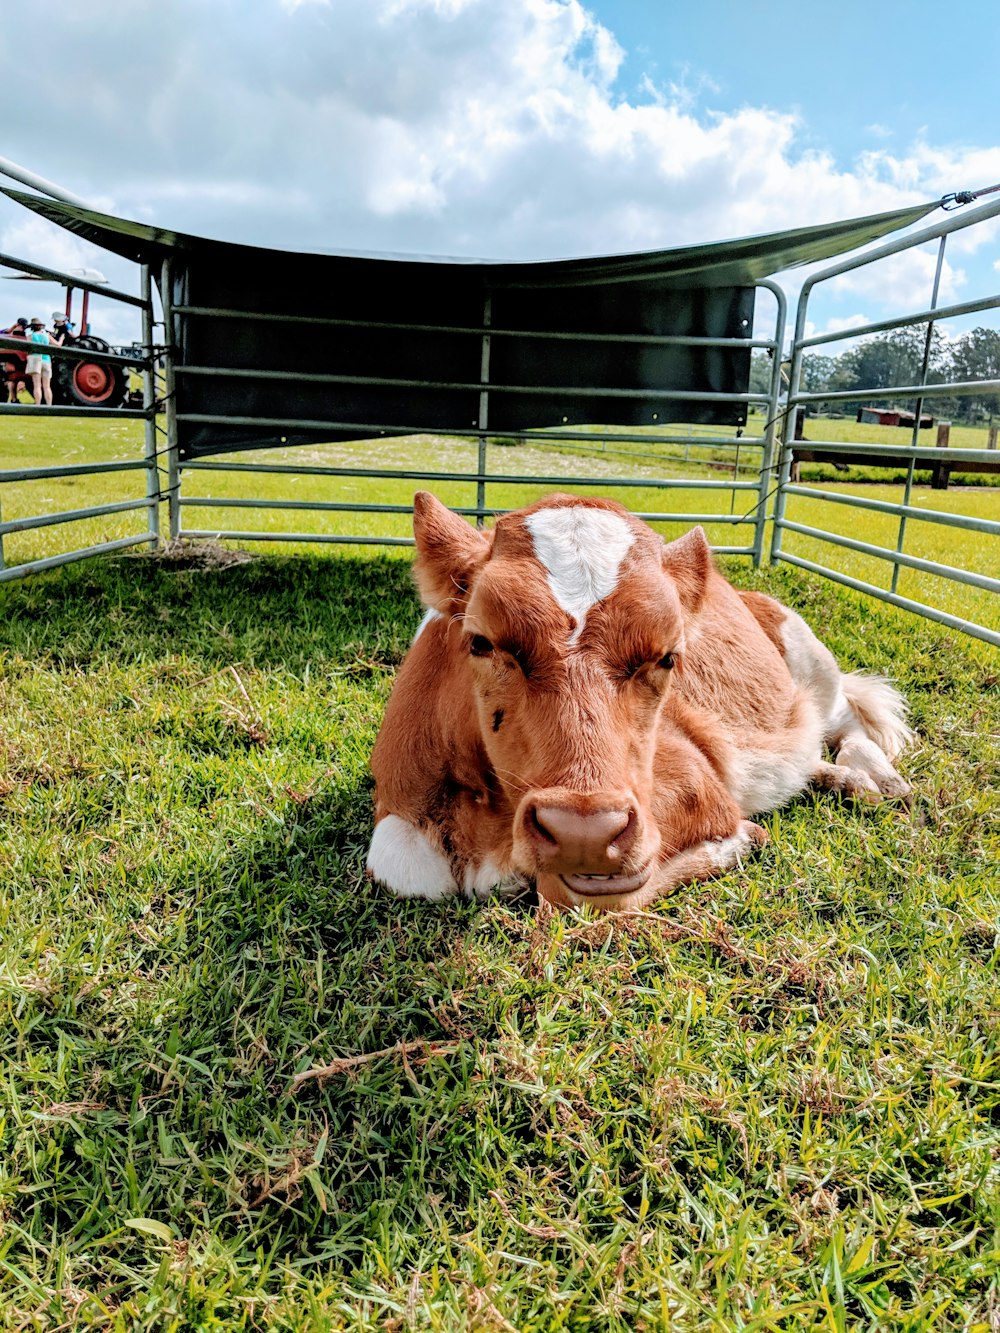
[773,191,1000,650]
[777,552,996,642]
[159,271,787,567]
[0,240,161,576]
[0,173,997,650]
[778,484,1000,537]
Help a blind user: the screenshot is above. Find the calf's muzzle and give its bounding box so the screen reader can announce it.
[516,788,650,894]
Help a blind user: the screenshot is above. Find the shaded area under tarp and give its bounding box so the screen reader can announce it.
[6,190,939,460]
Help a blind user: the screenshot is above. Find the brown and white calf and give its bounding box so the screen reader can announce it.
[367,492,911,911]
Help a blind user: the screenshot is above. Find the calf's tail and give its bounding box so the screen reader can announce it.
[833,672,913,761]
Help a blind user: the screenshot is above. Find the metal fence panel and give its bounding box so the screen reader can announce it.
[2,165,997,653]
[773,195,1000,649]
[0,255,160,577]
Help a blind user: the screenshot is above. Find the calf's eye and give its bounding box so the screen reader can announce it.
[658,652,676,671]
[469,634,494,657]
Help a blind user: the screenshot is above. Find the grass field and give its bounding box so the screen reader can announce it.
[0,413,998,1328]
[0,535,998,1330]
[1,415,997,634]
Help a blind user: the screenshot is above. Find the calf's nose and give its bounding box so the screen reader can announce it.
[529,800,636,871]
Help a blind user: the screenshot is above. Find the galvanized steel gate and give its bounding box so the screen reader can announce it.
[163,265,787,568]
[774,197,1000,648]
[1,166,997,648]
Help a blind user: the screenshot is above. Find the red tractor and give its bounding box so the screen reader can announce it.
[1,283,131,408]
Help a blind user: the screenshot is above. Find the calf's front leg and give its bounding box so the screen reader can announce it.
[366,815,459,900]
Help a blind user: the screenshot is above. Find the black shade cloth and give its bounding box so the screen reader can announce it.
[5,189,938,460]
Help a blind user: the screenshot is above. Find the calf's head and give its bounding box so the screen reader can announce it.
[412,491,712,907]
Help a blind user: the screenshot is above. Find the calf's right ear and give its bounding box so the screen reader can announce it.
[412,491,490,614]
[662,525,713,613]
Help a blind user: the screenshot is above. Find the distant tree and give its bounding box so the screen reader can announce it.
[749,350,773,398]
[946,327,1000,422]
[798,354,838,412]
[748,350,837,410]
[830,328,946,394]
[827,328,947,415]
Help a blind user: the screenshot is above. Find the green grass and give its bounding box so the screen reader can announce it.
[786,414,1000,490]
[1,415,997,634]
[0,524,998,1328]
[790,415,994,451]
[779,486,999,631]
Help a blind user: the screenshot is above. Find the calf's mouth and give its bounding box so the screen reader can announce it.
[559,867,652,897]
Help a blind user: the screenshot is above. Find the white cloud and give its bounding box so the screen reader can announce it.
[2,215,98,278]
[1,0,997,347]
[824,314,873,335]
[828,246,966,312]
[0,213,126,333]
[0,0,925,254]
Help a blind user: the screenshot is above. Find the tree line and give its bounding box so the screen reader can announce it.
[750,326,1000,423]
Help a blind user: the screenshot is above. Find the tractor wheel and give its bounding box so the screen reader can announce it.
[53,336,128,408]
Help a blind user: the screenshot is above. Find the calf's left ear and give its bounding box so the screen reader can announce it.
[412,491,490,613]
[662,525,713,613]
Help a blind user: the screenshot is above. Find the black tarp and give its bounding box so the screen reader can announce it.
[5,189,939,460]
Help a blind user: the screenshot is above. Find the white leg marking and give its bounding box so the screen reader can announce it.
[778,609,842,718]
[707,826,758,872]
[836,736,911,799]
[831,674,912,761]
[727,705,825,815]
[729,751,813,815]
[524,507,635,644]
[366,815,458,900]
[826,689,856,741]
[462,858,529,902]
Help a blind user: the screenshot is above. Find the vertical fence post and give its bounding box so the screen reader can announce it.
[140,264,160,549]
[476,294,492,529]
[891,234,947,592]
[160,255,181,541]
[931,421,951,490]
[753,280,785,567]
[987,422,997,450]
[770,281,809,565]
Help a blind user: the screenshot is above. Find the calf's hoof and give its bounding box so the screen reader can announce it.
[812,760,882,803]
[707,820,768,871]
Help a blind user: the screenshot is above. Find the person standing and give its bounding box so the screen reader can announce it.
[26,316,55,406]
[1,316,29,402]
[51,313,76,345]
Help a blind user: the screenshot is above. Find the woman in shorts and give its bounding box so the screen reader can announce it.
[26,316,55,405]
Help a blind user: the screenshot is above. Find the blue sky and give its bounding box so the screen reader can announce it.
[1,0,997,349]
[590,0,994,155]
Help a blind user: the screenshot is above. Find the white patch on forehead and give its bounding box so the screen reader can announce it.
[412,607,443,642]
[524,507,635,642]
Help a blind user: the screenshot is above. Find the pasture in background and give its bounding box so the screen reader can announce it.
[4,189,999,653]
[3,412,998,635]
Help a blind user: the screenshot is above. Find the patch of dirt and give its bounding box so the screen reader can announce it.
[131,539,256,571]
